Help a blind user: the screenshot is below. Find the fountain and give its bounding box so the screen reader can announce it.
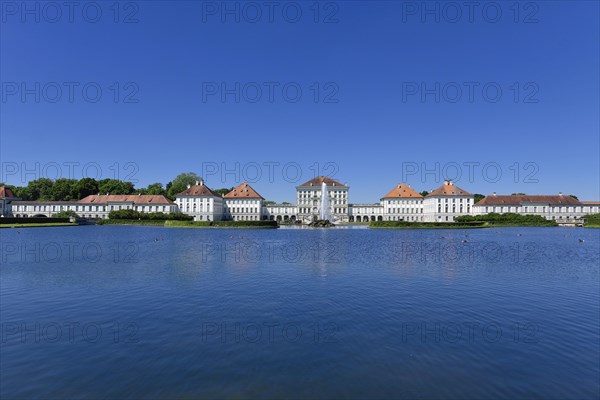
[309,182,335,227]
[319,182,333,221]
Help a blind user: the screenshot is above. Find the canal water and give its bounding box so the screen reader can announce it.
[1,226,598,399]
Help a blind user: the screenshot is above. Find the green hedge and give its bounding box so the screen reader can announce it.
[455,213,557,226]
[97,219,165,226]
[52,210,79,218]
[165,220,278,228]
[456,212,546,222]
[583,213,600,222]
[0,217,70,224]
[108,210,192,221]
[370,221,485,229]
[583,214,600,227]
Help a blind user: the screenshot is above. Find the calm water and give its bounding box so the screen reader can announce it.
[1,226,599,399]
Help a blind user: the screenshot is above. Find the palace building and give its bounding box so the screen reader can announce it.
[295,176,350,223]
[2,176,599,224]
[224,182,264,221]
[9,194,176,219]
[423,180,474,222]
[175,180,224,221]
[380,183,423,222]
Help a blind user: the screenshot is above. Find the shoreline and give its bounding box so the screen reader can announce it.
[0,223,78,229]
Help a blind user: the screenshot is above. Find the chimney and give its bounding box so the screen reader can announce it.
[493,192,497,196]
[187,184,191,189]
[559,192,563,196]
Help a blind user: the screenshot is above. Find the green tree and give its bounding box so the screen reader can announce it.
[569,194,579,200]
[51,178,77,201]
[263,201,276,206]
[213,187,234,196]
[97,179,135,195]
[27,178,54,201]
[167,172,202,199]
[419,191,429,197]
[73,178,99,199]
[53,210,79,218]
[13,186,32,200]
[145,182,166,195]
[474,194,485,203]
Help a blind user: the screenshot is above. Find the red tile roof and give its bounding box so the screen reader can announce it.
[475,194,582,206]
[13,201,78,205]
[381,183,423,199]
[298,176,347,187]
[0,186,17,199]
[581,201,600,205]
[78,194,174,204]
[426,183,472,197]
[176,184,220,197]
[224,183,264,199]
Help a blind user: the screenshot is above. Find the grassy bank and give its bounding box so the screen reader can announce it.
[455,213,558,227]
[583,214,600,228]
[369,219,558,229]
[369,221,486,229]
[165,220,279,229]
[0,223,77,228]
[96,219,166,226]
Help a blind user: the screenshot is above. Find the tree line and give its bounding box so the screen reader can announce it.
[1,172,234,202]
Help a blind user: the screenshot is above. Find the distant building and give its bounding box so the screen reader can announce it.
[175,180,224,221]
[349,204,383,222]
[224,183,264,221]
[11,194,175,219]
[0,186,20,217]
[380,183,424,222]
[2,178,599,224]
[295,176,349,223]
[473,193,600,223]
[423,180,474,222]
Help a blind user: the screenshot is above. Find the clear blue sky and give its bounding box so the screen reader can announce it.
[1,1,598,203]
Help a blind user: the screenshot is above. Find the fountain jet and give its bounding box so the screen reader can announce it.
[319,182,333,221]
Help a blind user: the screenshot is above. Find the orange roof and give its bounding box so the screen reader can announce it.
[581,201,600,205]
[0,186,17,199]
[381,183,423,199]
[13,201,78,205]
[426,183,472,197]
[476,194,582,206]
[298,176,347,187]
[176,184,220,197]
[78,194,174,204]
[224,183,264,199]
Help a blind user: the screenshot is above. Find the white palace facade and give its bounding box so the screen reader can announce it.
[2,176,599,224]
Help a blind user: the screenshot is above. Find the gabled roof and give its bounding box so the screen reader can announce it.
[176,183,220,197]
[475,194,582,206]
[298,176,347,187]
[381,183,423,199]
[0,186,17,199]
[78,195,174,204]
[224,183,264,199]
[426,182,472,197]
